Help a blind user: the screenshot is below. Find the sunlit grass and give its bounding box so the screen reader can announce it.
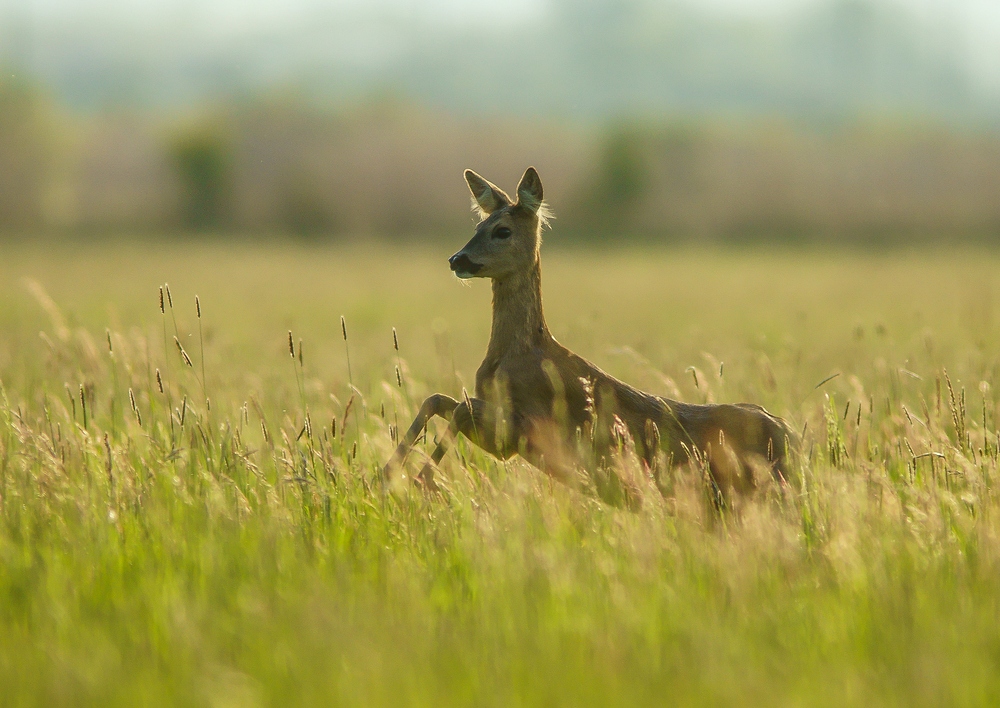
[1,239,999,706]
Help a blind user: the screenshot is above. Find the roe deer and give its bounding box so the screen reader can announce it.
[382,167,795,509]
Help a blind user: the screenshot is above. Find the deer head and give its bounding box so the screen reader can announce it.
[449,167,549,281]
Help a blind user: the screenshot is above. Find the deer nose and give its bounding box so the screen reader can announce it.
[449,252,480,274]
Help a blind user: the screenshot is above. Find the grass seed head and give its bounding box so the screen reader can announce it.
[129,388,142,426]
[174,336,193,367]
[104,433,112,478]
[342,395,355,437]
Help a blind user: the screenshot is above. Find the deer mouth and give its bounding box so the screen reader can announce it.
[449,252,483,278]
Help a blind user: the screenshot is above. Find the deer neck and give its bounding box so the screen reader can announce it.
[487,259,548,360]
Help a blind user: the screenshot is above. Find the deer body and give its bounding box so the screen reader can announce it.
[382,167,794,507]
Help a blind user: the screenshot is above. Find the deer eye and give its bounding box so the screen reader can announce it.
[493,226,512,239]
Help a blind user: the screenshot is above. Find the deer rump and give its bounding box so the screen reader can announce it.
[381,166,795,509]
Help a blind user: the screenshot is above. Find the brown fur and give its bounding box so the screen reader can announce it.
[382,167,795,508]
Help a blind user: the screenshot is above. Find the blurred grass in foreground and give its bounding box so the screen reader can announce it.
[1,240,999,706]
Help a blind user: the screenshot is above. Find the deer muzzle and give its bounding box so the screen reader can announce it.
[449,252,483,278]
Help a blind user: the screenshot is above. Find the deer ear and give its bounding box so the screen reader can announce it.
[465,169,510,216]
[515,166,543,213]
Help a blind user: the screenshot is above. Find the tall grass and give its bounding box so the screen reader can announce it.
[1,240,999,706]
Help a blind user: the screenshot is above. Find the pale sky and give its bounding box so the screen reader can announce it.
[5,0,1000,111]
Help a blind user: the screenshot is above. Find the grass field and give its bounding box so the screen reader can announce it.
[1,239,999,706]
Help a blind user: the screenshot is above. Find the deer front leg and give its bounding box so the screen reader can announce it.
[381,394,460,483]
[414,397,511,490]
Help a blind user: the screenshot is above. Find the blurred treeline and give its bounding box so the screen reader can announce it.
[3,78,1000,242]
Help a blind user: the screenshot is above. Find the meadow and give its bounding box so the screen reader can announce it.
[1,238,999,706]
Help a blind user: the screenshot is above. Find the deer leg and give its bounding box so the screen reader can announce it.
[416,407,619,503]
[717,404,796,489]
[518,445,643,511]
[381,394,459,482]
[414,397,510,490]
[516,423,644,511]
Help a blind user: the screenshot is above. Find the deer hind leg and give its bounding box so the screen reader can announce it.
[709,404,796,494]
[705,430,754,501]
[414,397,512,490]
[731,403,797,486]
[381,394,459,483]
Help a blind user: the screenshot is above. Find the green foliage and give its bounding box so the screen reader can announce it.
[278,173,338,238]
[169,124,232,229]
[597,127,651,208]
[1,242,999,705]
[5,89,1000,240]
[0,79,61,231]
[573,124,705,237]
